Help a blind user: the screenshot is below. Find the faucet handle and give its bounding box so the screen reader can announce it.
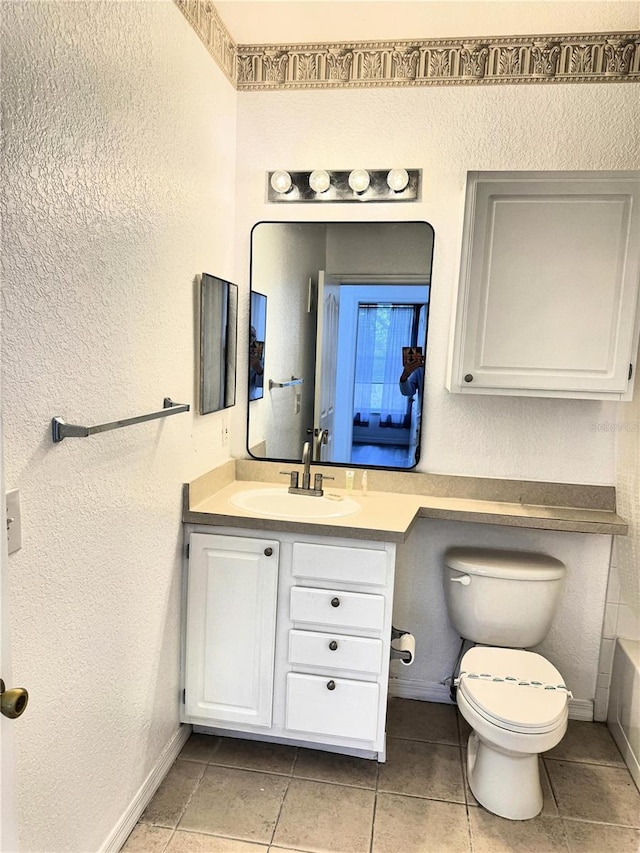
[313,473,334,491]
[280,470,299,489]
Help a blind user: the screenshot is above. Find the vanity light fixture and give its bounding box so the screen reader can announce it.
[266,169,421,202]
[309,169,331,193]
[348,169,371,194]
[270,170,293,194]
[387,168,410,192]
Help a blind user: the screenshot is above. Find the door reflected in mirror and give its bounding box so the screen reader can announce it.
[249,291,266,401]
[247,221,434,469]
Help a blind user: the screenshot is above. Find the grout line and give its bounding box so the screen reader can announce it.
[172,761,207,832]
[465,802,476,853]
[159,826,177,853]
[544,755,629,768]
[368,791,378,853]
[560,816,640,829]
[374,788,468,806]
[269,775,292,848]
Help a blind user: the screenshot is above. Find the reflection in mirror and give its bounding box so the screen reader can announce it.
[199,272,237,414]
[248,222,434,469]
[249,291,267,401]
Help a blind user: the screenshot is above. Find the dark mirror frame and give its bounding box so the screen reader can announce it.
[199,272,238,414]
[246,221,434,470]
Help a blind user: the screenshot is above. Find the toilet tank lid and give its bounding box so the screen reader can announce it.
[444,547,566,580]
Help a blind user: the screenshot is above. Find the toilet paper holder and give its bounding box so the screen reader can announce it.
[390,626,415,665]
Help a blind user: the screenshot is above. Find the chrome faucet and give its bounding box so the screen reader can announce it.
[301,441,312,489]
[280,440,334,497]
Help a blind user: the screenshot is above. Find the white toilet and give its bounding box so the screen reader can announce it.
[443,547,570,821]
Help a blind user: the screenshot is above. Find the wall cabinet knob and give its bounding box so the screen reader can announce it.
[330,597,340,608]
[464,374,474,383]
[326,680,336,690]
[329,640,338,651]
[264,547,273,557]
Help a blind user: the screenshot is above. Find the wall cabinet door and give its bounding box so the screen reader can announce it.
[185,532,279,727]
[448,171,640,399]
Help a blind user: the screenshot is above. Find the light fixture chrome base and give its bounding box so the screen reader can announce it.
[267,169,421,202]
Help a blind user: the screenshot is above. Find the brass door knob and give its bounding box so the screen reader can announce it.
[0,678,29,719]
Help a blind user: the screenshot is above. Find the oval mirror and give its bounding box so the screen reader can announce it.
[247,221,434,469]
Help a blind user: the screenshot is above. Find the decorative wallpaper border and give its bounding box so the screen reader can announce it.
[175,0,236,83]
[175,0,640,89]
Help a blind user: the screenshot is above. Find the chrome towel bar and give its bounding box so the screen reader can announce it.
[268,376,303,390]
[51,398,190,443]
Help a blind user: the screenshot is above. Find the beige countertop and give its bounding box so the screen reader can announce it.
[183,460,628,543]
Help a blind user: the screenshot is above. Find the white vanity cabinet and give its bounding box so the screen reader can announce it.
[448,170,640,400]
[182,528,396,760]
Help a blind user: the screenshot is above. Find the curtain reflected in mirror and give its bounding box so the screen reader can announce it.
[247,222,434,469]
[199,272,237,414]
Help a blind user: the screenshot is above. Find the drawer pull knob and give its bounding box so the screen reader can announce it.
[264,547,273,557]
[327,680,336,691]
[329,640,338,651]
[331,597,340,608]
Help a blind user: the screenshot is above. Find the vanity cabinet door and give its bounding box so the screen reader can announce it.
[448,171,640,399]
[185,533,279,727]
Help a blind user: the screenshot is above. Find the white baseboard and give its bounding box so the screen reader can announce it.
[388,677,454,704]
[389,677,594,721]
[100,724,192,853]
[567,698,594,721]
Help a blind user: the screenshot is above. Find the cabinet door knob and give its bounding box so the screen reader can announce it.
[329,640,338,651]
[326,680,336,691]
[330,597,340,608]
[464,374,474,383]
[264,547,273,557]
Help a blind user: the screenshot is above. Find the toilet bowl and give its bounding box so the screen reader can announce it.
[456,645,569,820]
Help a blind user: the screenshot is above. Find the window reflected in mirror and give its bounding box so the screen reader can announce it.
[247,221,434,470]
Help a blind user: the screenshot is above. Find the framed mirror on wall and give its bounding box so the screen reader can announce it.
[247,221,434,470]
[199,272,238,415]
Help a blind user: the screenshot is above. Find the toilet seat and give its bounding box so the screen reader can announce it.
[458,647,568,734]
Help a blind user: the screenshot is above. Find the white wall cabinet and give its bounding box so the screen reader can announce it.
[182,527,396,760]
[448,171,640,400]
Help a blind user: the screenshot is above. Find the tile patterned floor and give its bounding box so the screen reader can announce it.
[122,699,640,853]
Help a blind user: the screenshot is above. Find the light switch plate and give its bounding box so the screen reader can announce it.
[6,489,22,554]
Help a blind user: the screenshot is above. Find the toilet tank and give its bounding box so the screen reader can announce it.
[443,547,566,648]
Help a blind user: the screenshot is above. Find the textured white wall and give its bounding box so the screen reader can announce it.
[233,81,639,708]
[1,2,237,850]
[234,83,639,484]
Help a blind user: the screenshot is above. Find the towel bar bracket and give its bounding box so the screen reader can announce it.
[51,398,190,443]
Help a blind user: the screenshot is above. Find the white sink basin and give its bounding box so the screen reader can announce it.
[229,487,360,520]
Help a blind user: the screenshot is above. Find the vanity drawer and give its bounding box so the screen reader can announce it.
[292,542,387,587]
[286,672,379,741]
[289,629,383,674]
[290,586,385,632]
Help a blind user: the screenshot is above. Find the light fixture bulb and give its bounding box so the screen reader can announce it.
[387,168,410,192]
[309,170,331,193]
[270,170,293,194]
[348,169,370,194]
